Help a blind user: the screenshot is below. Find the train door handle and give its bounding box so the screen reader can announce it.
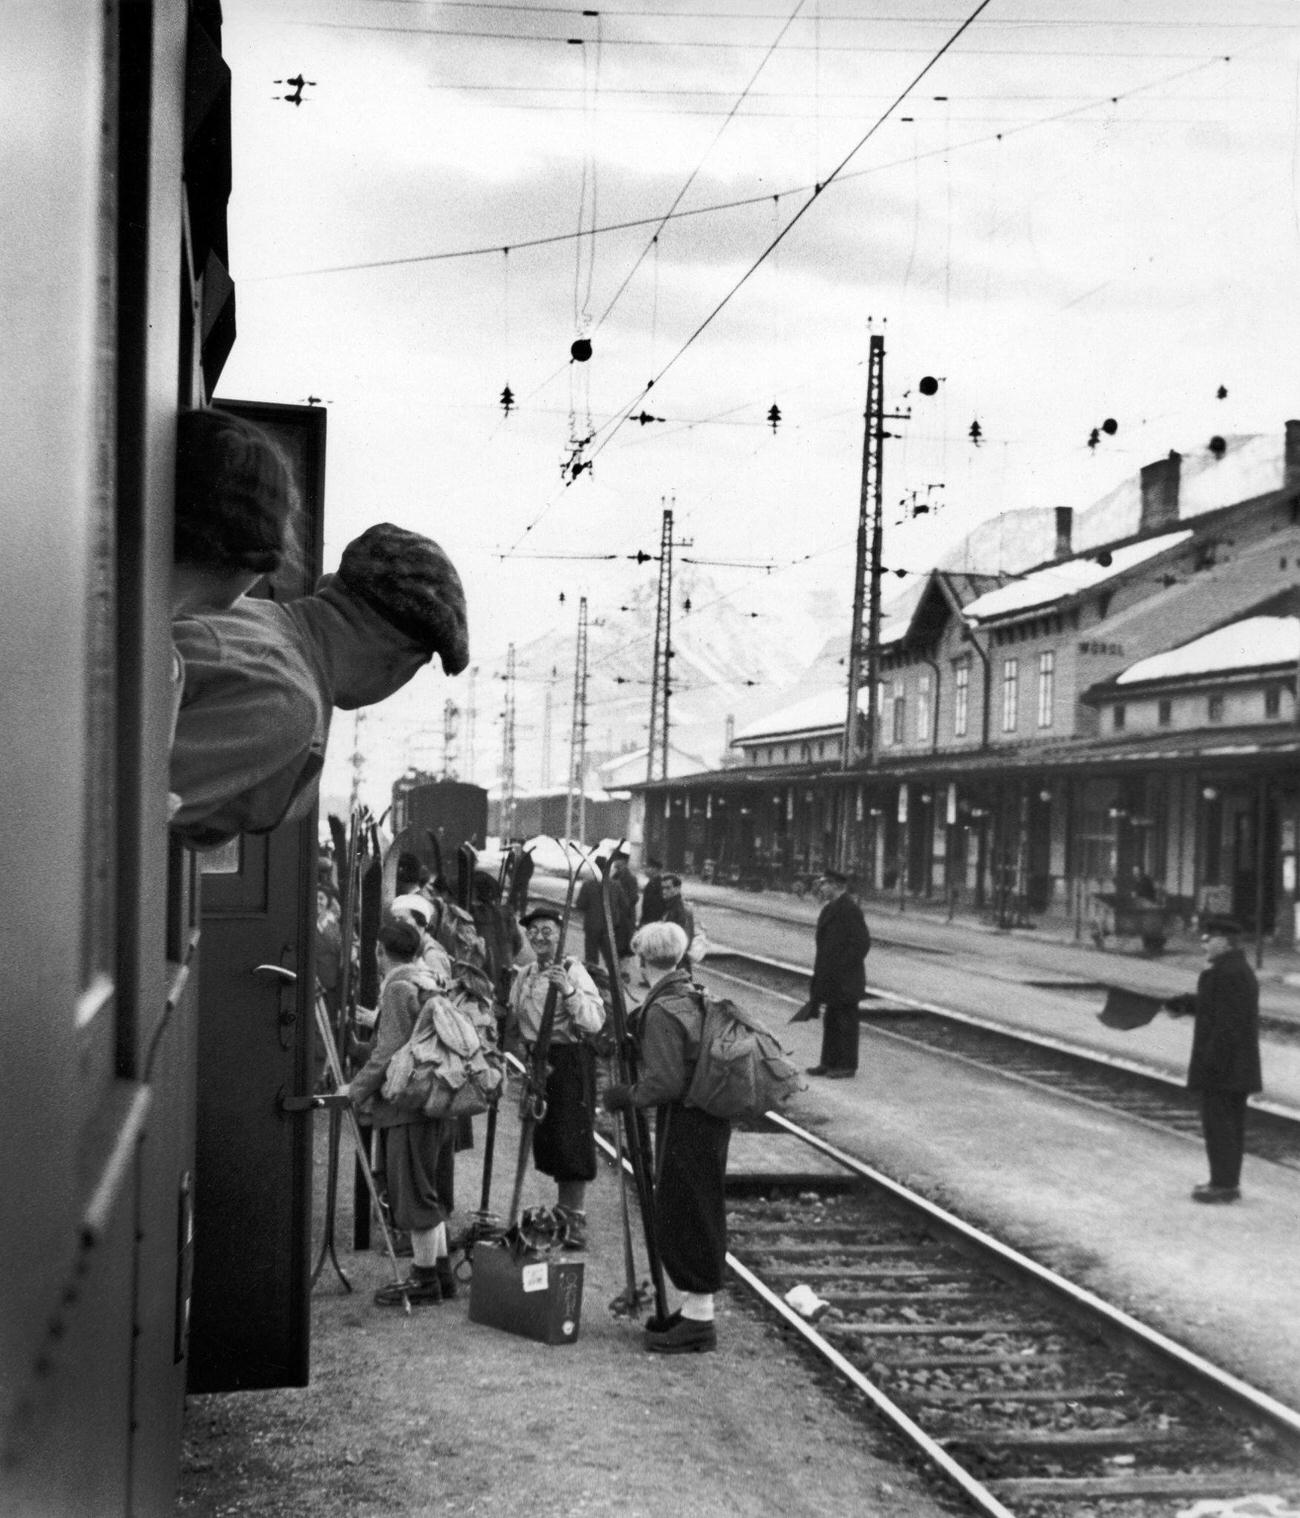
[254,961,299,1046]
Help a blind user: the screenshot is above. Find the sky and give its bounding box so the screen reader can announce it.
[213,0,1300,810]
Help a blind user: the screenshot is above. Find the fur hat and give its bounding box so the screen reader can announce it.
[337,523,470,674]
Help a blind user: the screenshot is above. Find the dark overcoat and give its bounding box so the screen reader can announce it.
[810,892,871,1004]
[1187,947,1262,1094]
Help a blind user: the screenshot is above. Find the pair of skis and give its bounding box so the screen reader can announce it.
[505,839,588,1233]
[597,849,669,1323]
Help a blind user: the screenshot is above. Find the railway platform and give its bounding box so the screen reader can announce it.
[177,1094,956,1518]
[729,967,1300,1417]
[674,876,1300,1026]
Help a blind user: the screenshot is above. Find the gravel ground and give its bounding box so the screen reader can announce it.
[176,1099,963,1518]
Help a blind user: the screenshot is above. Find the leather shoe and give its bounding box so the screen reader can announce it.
[645,1316,716,1354]
[1191,1185,1240,1204]
[805,1065,830,1076]
[824,1069,855,1080]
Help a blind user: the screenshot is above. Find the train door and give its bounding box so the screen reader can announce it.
[187,402,327,1392]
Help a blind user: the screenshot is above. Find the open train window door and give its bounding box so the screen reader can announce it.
[186,401,326,1392]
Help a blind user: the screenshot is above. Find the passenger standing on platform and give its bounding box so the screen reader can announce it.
[341,920,457,1305]
[573,868,607,967]
[806,870,871,1080]
[507,905,606,1249]
[507,841,535,918]
[659,874,696,974]
[1163,916,1262,1204]
[390,894,453,987]
[639,858,666,926]
[603,920,730,1354]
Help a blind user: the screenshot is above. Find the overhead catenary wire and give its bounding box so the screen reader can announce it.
[591,0,808,334]
[246,55,1233,283]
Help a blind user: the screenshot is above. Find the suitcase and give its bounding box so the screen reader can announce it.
[468,1241,584,1345]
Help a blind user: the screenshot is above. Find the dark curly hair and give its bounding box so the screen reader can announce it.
[174,407,295,574]
[377,920,422,961]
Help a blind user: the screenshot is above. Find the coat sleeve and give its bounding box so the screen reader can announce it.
[349,979,419,1104]
[627,1002,692,1108]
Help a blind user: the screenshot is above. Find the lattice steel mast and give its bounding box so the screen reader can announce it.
[565,598,589,841]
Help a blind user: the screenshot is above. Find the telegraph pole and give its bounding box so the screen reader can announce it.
[645,502,690,783]
[499,644,516,842]
[441,699,459,781]
[840,331,908,869]
[348,710,367,812]
[541,665,557,790]
[565,598,590,842]
[843,332,887,771]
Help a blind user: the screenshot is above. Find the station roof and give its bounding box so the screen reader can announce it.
[963,529,1191,624]
[1112,615,1300,688]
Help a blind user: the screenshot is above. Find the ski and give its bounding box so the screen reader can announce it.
[597,847,669,1322]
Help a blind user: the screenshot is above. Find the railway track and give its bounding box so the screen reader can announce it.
[702,948,1300,1173]
[719,1117,1300,1518]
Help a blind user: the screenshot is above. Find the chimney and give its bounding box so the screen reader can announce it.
[1285,420,1300,492]
[1139,450,1182,532]
[1054,506,1073,560]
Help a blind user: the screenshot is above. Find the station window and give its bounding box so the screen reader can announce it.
[1158,698,1172,726]
[954,659,970,737]
[1208,693,1225,723]
[1113,703,1126,731]
[1001,658,1019,733]
[916,671,932,742]
[892,693,906,745]
[1265,685,1282,718]
[1036,650,1055,728]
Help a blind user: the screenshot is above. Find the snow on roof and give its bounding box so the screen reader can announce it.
[963,529,1192,623]
[1115,615,1300,686]
[734,684,866,743]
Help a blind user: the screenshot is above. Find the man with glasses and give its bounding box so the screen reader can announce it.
[507,905,606,1248]
[1164,916,1262,1204]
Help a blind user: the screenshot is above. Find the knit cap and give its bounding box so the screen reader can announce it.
[337,523,470,674]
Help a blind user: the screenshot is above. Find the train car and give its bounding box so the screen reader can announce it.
[3,6,323,1513]
[390,778,491,874]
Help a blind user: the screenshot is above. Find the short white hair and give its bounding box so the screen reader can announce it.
[632,920,688,969]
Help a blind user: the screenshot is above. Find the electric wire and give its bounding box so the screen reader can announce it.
[247,55,1232,282]
[591,0,808,334]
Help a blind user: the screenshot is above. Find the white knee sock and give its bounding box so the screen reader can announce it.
[680,1292,715,1323]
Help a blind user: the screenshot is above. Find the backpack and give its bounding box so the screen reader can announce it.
[683,993,805,1127]
[383,985,504,1119]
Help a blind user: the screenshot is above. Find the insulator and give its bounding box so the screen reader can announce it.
[500,384,515,415]
[767,402,782,433]
[570,337,593,363]
[918,375,939,396]
[1101,417,1118,435]
[1208,435,1226,458]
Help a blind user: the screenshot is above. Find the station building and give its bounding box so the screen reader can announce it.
[634,426,1300,948]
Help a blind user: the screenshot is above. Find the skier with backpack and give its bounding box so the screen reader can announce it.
[602,920,731,1354]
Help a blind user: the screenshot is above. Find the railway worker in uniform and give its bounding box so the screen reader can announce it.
[602,920,730,1354]
[341,919,457,1305]
[806,869,871,1080]
[507,904,606,1250]
[1163,916,1262,1204]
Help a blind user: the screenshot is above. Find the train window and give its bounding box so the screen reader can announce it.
[199,838,243,875]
